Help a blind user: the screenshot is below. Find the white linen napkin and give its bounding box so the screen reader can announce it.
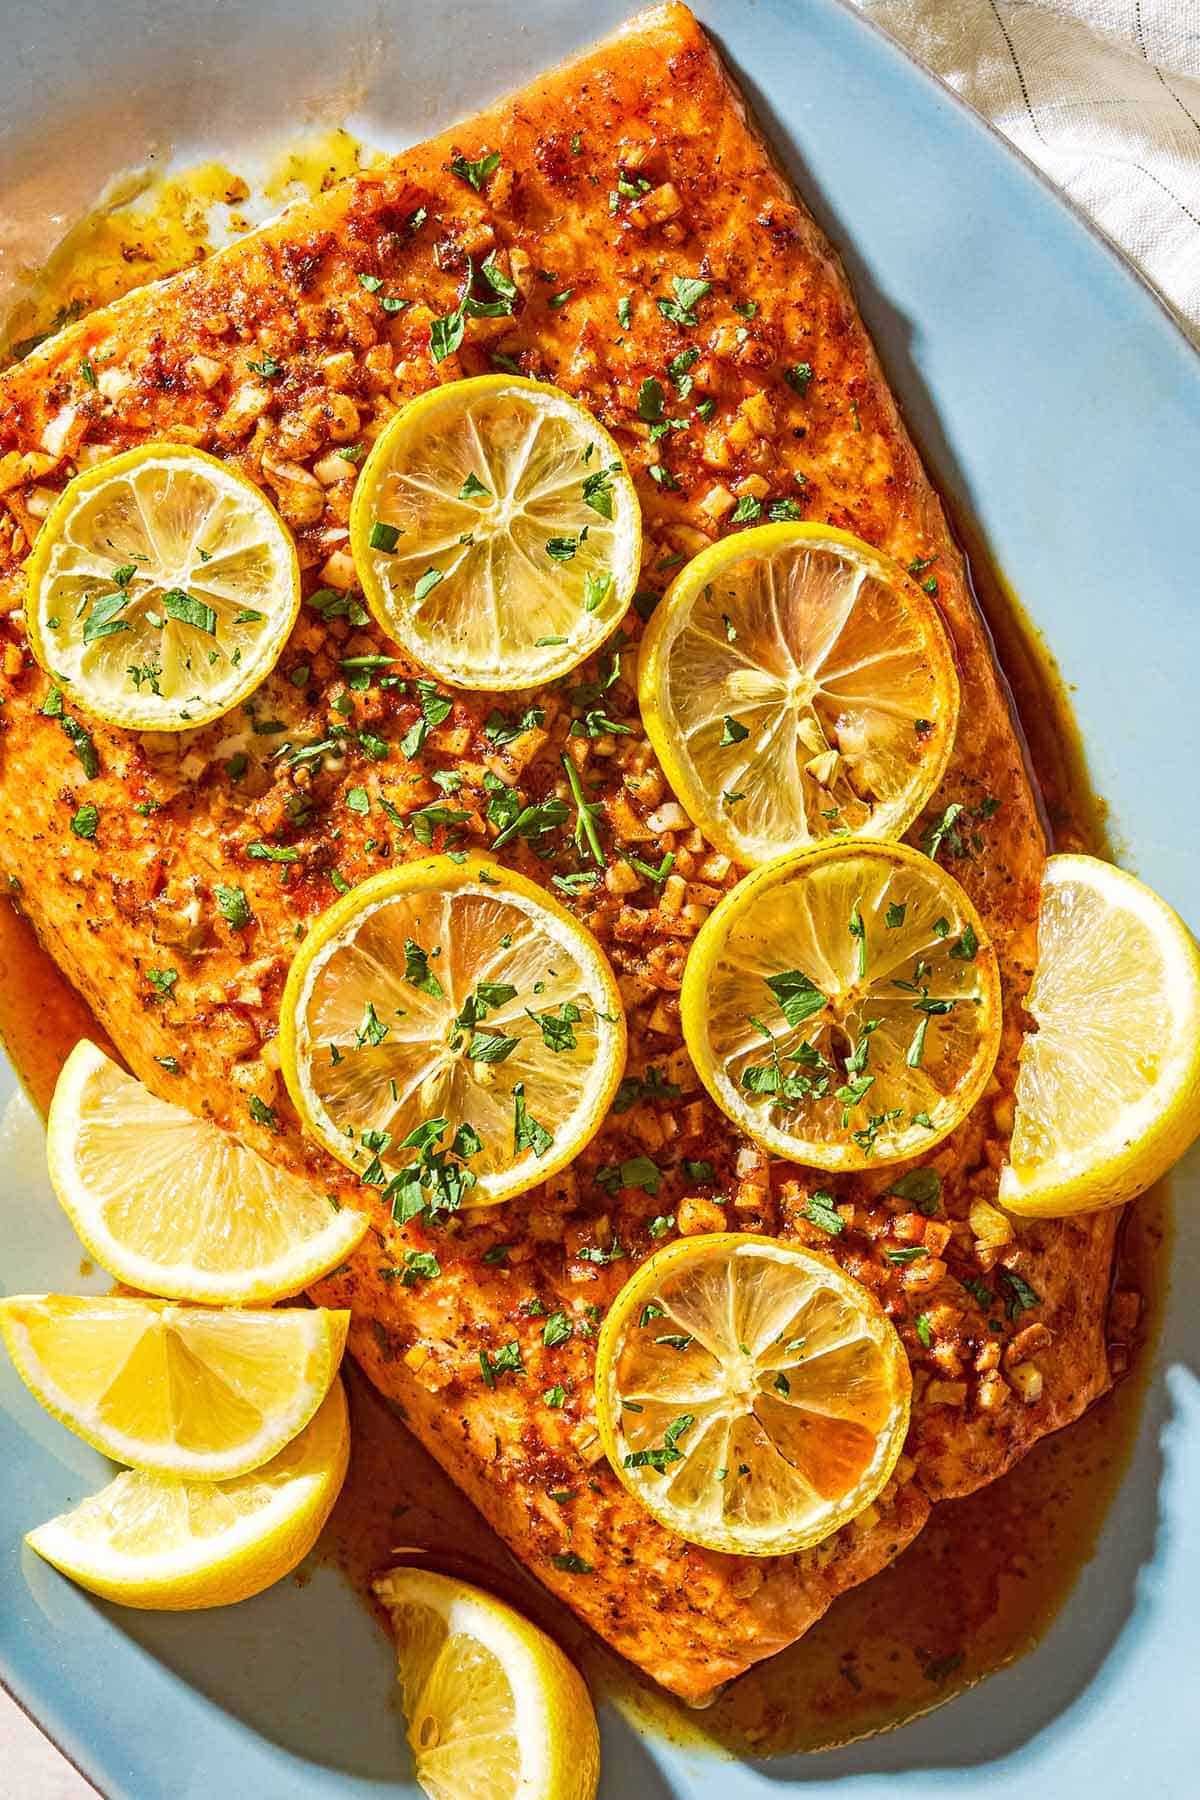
[851,0,1200,343]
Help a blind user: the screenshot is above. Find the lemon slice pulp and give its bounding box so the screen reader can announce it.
[46,1039,367,1303]
[637,523,960,866]
[0,1295,348,1479]
[1000,853,1200,1216]
[681,841,1001,1169]
[350,375,640,689]
[374,1567,599,1800]
[280,854,626,1207]
[26,1380,350,1611]
[25,443,300,730]
[594,1233,911,1556]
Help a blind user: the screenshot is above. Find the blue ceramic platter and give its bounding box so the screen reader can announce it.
[2,1,1198,1794]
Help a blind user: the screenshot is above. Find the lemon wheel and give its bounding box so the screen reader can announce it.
[594,1234,911,1556]
[374,1566,599,1800]
[637,523,959,866]
[46,1040,367,1303]
[0,1295,348,1479]
[350,375,641,689]
[26,1380,350,1611]
[1000,854,1200,1216]
[280,854,626,1208]
[25,443,300,730]
[681,840,1001,1169]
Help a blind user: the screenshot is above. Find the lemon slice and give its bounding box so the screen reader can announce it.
[637,523,959,866]
[681,841,1001,1169]
[25,443,299,731]
[280,854,626,1208]
[1000,854,1200,1217]
[350,375,640,689]
[26,1380,349,1610]
[45,1039,367,1303]
[0,1295,348,1479]
[374,1567,599,1800]
[594,1233,911,1556]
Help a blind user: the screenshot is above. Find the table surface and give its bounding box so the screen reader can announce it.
[1,1686,92,1796]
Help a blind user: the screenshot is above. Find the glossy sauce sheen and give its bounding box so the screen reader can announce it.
[0,62,1160,1751]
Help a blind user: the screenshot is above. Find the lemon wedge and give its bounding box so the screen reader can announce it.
[25,443,300,730]
[1000,853,1200,1216]
[280,854,626,1208]
[594,1233,911,1556]
[45,1040,367,1303]
[350,375,640,689]
[374,1566,599,1800]
[26,1380,349,1610]
[0,1295,348,1480]
[637,523,959,866]
[681,841,1001,1169]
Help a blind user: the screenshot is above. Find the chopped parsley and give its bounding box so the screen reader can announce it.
[765,968,829,1028]
[804,1191,844,1236]
[999,1269,1040,1319]
[923,802,966,863]
[637,376,665,422]
[479,1339,524,1387]
[213,884,252,929]
[449,148,500,191]
[248,1095,278,1132]
[596,1154,661,1197]
[612,1069,682,1113]
[950,922,979,962]
[403,937,445,999]
[656,275,711,328]
[513,1082,554,1158]
[162,589,216,635]
[561,754,604,864]
[581,462,618,519]
[624,1412,694,1471]
[887,1167,942,1215]
[528,1001,581,1053]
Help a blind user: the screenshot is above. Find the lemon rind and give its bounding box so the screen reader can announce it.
[593,1232,912,1557]
[45,1039,368,1304]
[0,1296,349,1481]
[680,839,1002,1172]
[350,374,641,691]
[24,442,301,734]
[25,1381,350,1611]
[374,1565,599,1800]
[1000,853,1200,1217]
[279,852,627,1207]
[637,522,960,868]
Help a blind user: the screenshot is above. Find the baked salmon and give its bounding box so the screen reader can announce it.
[0,1,1117,1702]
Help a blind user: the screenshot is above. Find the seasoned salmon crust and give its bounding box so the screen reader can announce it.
[0,2,1115,1701]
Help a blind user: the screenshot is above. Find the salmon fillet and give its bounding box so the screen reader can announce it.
[0,2,1116,1702]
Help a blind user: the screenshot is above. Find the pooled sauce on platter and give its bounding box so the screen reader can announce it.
[0,140,1166,1759]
